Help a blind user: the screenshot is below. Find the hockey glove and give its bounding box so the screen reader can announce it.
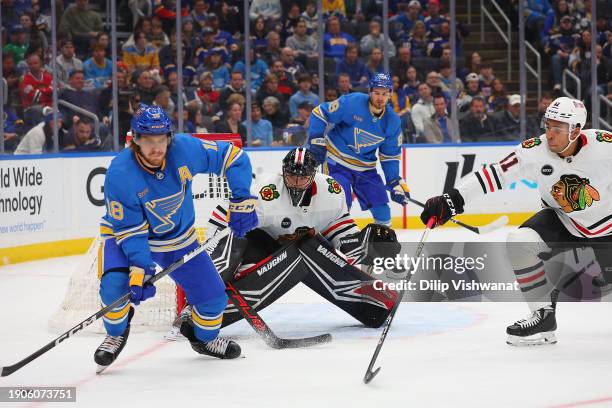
[420,188,465,228]
[129,263,161,305]
[228,196,258,237]
[387,178,411,205]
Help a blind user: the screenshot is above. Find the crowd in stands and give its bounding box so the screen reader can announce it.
[1,0,611,154]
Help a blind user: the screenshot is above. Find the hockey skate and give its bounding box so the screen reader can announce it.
[165,304,192,341]
[94,307,134,373]
[506,290,558,346]
[179,320,241,359]
[592,274,612,295]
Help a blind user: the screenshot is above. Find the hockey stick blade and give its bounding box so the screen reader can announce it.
[226,281,332,349]
[363,367,381,384]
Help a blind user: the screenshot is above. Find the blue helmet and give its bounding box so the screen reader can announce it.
[131,104,173,142]
[368,72,393,91]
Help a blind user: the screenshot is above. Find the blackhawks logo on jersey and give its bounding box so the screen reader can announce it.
[259,184,280,201]
[522,137,541,149]
[327,178,342,194]
[595,131,612,143]
[550,174,600,213]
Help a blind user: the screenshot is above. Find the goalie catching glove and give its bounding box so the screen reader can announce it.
[129,263,162,305]
[228,196,258,237]
[420,188,465,228]
[387,178,411,205]
[339,224,401,265]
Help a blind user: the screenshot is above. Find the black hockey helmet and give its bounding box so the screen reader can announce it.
[282,147,317,206]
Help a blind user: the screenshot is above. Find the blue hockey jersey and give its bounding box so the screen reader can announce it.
[307,92,402,183]
[100,134,252,269]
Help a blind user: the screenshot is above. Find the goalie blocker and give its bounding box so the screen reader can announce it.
[204,224,401,328]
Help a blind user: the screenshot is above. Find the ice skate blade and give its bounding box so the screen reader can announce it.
[96,364,109,374]
[164,326,187,341]
[506,332,557,347]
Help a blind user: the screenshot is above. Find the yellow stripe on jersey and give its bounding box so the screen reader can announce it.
[97,239,105,279]
[312,105,328,123]
[192,309,223,330]
[378,152,401,162]
[149,226,197,252]
[223,145,243,173]
[115,221,149,244]
[104,302,131,321]
[327,142,377,169]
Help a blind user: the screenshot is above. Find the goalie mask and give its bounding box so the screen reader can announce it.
[282,148,317,207]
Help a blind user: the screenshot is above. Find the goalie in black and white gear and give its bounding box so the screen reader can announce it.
[204,147,402,328]
[420,96,612,346]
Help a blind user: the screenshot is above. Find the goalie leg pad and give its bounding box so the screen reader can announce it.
[221,240,309,327]
[299,234,398,328]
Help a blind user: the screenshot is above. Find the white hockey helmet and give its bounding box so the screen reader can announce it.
[544,97,587,132]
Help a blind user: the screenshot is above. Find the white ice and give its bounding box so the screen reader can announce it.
[1,227,612,408]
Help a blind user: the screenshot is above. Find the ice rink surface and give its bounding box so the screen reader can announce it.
[1,227,612,408]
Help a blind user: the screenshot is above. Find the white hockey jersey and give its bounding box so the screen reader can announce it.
[458,129,612,238]
[207,172,360,246]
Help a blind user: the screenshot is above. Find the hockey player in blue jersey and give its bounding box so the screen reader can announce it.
[94,105,257,372]
[306,72,410,226]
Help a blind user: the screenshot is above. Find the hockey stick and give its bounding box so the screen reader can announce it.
[406,197,509,235]
[0,228,232,378]
[363,216,436,384]
[226,282,332,348]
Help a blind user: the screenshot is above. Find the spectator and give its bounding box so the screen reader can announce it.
[406,21,429,58]
[3,52,21,107]
[243,103,273,146]
[403,65,421,104]
[207,13,236,51]
[325,88,339,102]
[149,16,170,49]
[286,18,318,61]
[545,15,578,91]
[215,101,247,145]
[283,101,313,146]
[195,71,220,116]
[59,70,100,125]
[425,70,449,99]
[128,0,153,29]
[219,71,248,113]
[360,18,396,58]
[154,0,188,34]
[289,74,319,119]
[133,69,160,105]
[282,2,302,39]
[122,18,153,51]
[390,73,412,132]
[336,44,368,88]
[301,1,319,33]
[250,16,269,53]
[19,11,48,51]
[524,0,552,41]
[541,0,572,45]
[83,43,112,89]
[280,47,306,82]
[19,52,52,110]
[438,61,464,95]
[324,16,355,60]
[215,1,242,35]
[424,0,448,36]
[56,39,83,87]
[392,0,423,42]
[422,93,460,143]
[436,45,453,70]
[569,28,593,73]
[249,0,282,26]
[186,106,209,133]
[166,70,199,113]
[391,46,413,83]
[365,48,385,80]
[256,74,288,112]
[270,60,298,98]
[458,72,483,114]
[203,48,230,90]
[95,32,111,54]
[529,92,554,135]
[459,96,497,142]
[322,0,346,19]
[181,17,200,52]
[492,94,522,140]
[195,27,229,67]
[337,72,353,95]
[262,31,283,66]
[98,69,133,145]
[575,44,610,109]
[262,95,290,138]
[62,117,101,151]
[478,63,495,97]
[153,85,173,116]
[14,107,64,155]
[2,104,25,153]
[411,82,435,137]
[459,51,481,82]
[233,49,269,92]
[487,78,508,112]
[58,0,103,55]
[3,24,28,65]
[190,0,211,32]
[123,30,160,73]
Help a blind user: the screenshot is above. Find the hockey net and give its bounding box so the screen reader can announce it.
[48,133,242,334]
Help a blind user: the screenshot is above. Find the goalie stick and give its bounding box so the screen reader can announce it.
[363,217,436,384]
